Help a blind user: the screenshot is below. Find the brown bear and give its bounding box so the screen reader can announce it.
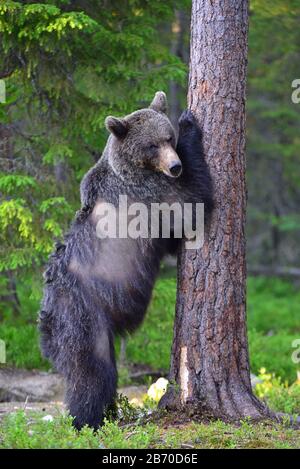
[39,92,213,430]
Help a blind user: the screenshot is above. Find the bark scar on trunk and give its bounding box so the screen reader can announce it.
[180,346,189,403]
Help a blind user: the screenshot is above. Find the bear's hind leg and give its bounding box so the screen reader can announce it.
[65,325,117,431]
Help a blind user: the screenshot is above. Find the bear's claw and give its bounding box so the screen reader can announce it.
[178,109,196,128]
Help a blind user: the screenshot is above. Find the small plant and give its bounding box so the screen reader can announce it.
[254,367,300,415]
[115,393,140,423]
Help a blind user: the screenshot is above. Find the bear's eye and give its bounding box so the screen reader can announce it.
[167,136,173,143]
[149,144,159,151]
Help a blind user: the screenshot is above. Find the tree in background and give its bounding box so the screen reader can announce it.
[161,0,273,421]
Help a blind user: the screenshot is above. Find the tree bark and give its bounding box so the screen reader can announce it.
[161,0,272,421]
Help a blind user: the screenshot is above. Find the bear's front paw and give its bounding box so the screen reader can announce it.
[178,109,196,128]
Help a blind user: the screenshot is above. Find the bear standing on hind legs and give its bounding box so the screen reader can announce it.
[39,91,213,430]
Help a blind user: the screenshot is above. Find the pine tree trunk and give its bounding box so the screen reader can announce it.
[161,0,272,421]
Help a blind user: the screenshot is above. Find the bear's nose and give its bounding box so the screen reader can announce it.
[169,162,182,178]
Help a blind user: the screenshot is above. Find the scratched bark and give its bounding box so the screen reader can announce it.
[162,0,272,420]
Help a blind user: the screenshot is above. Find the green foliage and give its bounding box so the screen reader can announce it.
[247,277,300,382]
[0,411,100,449]
[0,174,37,193]
[100,420,157,449]
[0,0,187,275]
[254,368,300,415]
[0,193,73,270]
[114,394,141,423]
[248,330,299,383]
[1,410,300,449]
[0,323,49,370]
[125,277,177,370]
[247,276,300,334]
[247,0,300,263]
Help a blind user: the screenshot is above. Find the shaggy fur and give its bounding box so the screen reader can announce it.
[39,92,213,430]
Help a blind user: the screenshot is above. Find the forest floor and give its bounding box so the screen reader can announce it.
[0,377,300,449]
[1,404,300,449]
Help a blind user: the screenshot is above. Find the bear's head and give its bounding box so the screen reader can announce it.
[104,92,182,179]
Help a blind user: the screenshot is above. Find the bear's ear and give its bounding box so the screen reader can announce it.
[149,91,167,114]
[105,116,129,139]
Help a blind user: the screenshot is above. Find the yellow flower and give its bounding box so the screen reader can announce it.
[147,378,169,402]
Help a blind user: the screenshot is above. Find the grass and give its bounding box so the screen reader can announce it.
[1,273,299,384]
[247,276,300,334]
[1,409,299,449]
[0,324,49,370]
[249,330,299,384]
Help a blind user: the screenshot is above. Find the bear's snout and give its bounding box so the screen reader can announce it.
[168,161,182,178]
[158,146,182,178]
